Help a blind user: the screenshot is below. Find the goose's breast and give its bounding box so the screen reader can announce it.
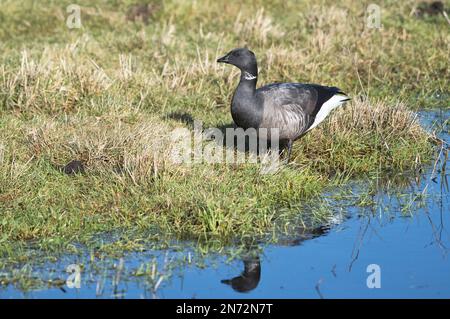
[231,98,262,129]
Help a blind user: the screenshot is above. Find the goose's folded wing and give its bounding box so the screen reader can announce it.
[259,103,311,138]
[256,83,348,138]
[257,83,345,117]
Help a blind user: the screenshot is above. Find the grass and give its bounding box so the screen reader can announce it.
[0,0,447,262]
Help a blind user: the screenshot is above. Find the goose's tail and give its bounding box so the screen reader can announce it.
[306,90,350,132]
[335,90,351,102]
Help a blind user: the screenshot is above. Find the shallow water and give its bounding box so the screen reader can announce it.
[1,110,449,299]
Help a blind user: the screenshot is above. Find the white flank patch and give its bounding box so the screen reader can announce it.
[306,94,349,132]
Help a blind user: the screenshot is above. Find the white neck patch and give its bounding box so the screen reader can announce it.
[243,71,257,81]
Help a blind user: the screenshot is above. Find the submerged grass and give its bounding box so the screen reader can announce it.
[0,0,446,262]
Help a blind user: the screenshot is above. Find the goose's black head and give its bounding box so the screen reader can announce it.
[217,48,257,76]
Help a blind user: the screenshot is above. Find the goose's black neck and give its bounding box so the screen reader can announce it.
[231,63,262,129]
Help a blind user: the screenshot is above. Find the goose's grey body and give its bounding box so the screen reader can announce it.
[232,82,347,141]
[217,48,350,159]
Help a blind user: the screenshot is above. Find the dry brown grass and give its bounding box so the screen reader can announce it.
[293,98,432,173]
[329,98,426,139]
[233,8,285,45]
[1,49,110,113]
[25,114,173,184]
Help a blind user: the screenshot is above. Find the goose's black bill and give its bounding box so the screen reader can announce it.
[217,54,230,63]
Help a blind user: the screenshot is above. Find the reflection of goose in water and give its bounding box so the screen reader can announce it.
[221,257,261,293]
[221,219,343,293]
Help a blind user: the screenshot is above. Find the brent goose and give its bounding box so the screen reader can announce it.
[217,48,350,161]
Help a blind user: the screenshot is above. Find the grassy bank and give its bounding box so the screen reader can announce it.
[0,0,446,259]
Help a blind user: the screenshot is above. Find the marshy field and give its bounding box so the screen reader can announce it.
[0,0,449,298]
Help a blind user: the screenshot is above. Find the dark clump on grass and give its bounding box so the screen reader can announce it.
[126,3,160,25]
[61,160,85,175]
[414,1,445,17]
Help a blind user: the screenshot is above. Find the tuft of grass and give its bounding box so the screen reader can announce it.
[293,98,433,174]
